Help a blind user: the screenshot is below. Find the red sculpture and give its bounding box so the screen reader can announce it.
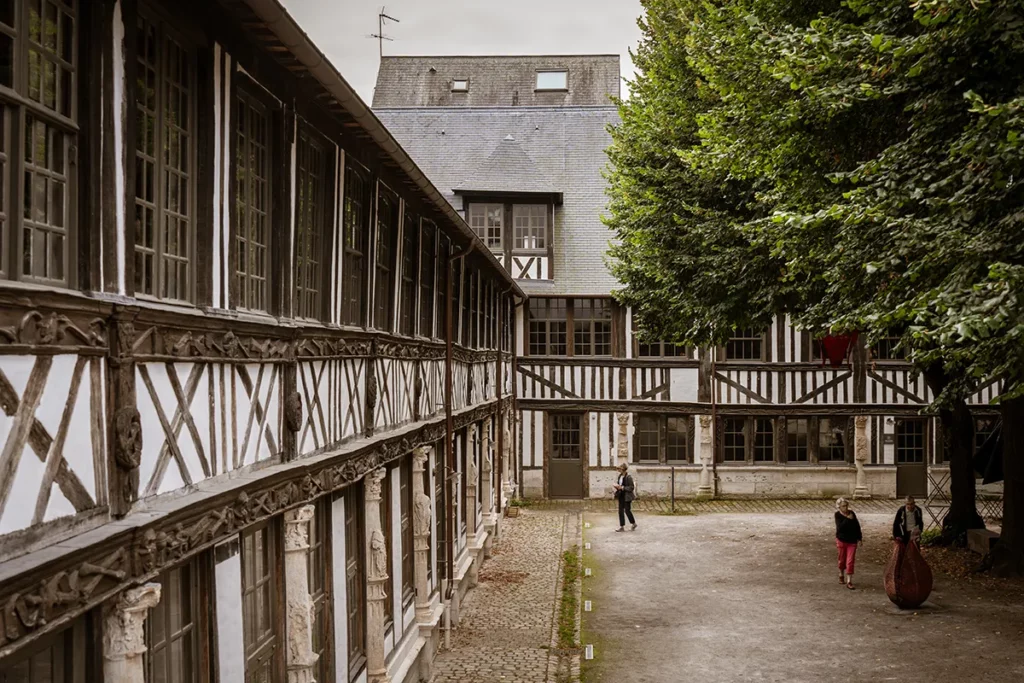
[884,539,933,608]
[817,332,858,368]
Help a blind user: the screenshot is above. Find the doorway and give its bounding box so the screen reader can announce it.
[548,413,584,498]
[895,418,928,498]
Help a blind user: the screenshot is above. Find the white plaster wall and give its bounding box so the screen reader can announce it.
[522,468,543,498]
[215,542,246,683]
[669,368,699,403]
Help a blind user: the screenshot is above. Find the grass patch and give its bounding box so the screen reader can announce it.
[508,498,534,508]
[657,509,697,516]
[920,528,943,547]
[558,545,581,650]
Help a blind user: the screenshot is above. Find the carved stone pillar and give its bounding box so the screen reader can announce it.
[466,425,479,546]
[365,468,391,683]
[481,425,496,558]
[698,415,714,496]
[853,415,871,499]
[616,413,630,466]
[103,583,161,683]
[412,447,433,623]
[284,505,318,683]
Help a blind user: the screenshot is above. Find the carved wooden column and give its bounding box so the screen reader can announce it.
[412,446,433,623]
[108,311,142,517]
[616,413,630,466]
[854,415,871,499]
[284,505,318,683]
[364,468,391,683]
[698,415,714,496]
[103,583,161,683]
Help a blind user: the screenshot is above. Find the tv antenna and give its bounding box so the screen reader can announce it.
[367,7,399,58]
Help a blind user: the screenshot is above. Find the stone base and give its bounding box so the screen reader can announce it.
[967,528,1000,556]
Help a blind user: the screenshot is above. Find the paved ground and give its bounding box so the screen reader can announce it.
[433,509,579,683]
[581,510,1024,683]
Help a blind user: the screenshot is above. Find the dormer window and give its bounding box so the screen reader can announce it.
[452,78,469,92]
[536,70,567,91]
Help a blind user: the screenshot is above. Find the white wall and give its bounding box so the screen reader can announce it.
[214,540,245,683]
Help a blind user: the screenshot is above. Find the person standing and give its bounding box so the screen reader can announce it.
[892,495,924,544]
[835,497,862,590]
[613,463,637,532]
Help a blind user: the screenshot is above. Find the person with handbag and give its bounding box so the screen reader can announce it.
[834,497,862,589]
[613,462,637,532]
[892,496,924,544]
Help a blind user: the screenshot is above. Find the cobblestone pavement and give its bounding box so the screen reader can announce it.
[433,509,579,683]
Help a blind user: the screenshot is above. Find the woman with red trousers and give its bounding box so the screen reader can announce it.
[834,497,862,590]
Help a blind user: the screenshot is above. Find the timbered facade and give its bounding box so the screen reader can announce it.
[373,54,999,503]
[0,1,519,680]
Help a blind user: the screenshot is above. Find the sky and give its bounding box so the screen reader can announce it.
[279,0,645,104]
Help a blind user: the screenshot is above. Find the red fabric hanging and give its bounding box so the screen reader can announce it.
[884,539,933,609]
[819,332,858,368]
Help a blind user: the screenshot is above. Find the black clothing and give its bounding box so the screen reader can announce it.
[618,497,636,527]
[614,473,636,502]
[892,506,924,543]
[835,510,863,543]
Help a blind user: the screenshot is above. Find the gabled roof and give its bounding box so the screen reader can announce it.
[453,135,561,199]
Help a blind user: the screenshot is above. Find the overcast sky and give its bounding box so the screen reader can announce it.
[279,0,645,104]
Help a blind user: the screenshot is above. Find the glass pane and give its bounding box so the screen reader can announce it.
[536,70,567,90]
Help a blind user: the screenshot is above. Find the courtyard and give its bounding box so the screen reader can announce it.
[580,508,1024,683]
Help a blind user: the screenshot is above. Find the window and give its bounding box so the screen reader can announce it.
[468,203,502,250]
[308,499,333,683]
[294,129,329,320]
[818,417,848,462]
[373,186,399,331]
[637,341,688,358]
[753,418,774,462]
[573,299,612,356]
[0,0,77,287]
[400,457,414,604]
[135,10,194,301]
[399,209,417,336]
[344,484,365,677]
[483,281,494,349]
[723,418,746,462]
[895,419,926,464]
[513,204,546,251]
[451,79,468,92]
[725,328,764,361]
[550,414,582,461]
[536,70,567,90]
[872,335,905,361]
[0,618,86,682]
[459,431,467,534]
[241,522,281,683]
[381,468,394,633]
[235,89,272,312]
[146,561,201,683]
[418,220,436,337]
[634,414,690,463]
[435,235,449,343]
[342,161,369,326]
[459,261,471,347]
[528,298,567,355]
[975,417,997,456]
[786,418,809,462]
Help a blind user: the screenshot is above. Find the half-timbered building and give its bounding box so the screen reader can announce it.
[0,1,520,680]
[373,54,999,503]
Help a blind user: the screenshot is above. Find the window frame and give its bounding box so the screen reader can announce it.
[451,78,468,92]
[871,335,906,362]
[293,122,334,321]
[895,418,928,465]
[308,497,334,683]
[512,203,547,253]
[635,340,689,359]
[344,483,366,680]
[722,327,767,362]
[0,0,81,289]
[527,297,618,357]
[463,199,553,275]
[372,182,400,332]
[341,157,371,327]
[240,519,284,683]
[468,202,503,251]
[633,413,692,464]
[717,417,778,464]
[0,614,88,682]
[132,5,199,304]
[231,75,279,315]
[398,204,418,336]
[418,218,436,338]
[535,69,568,91]
[400,456,415,607]
[145,555,210,683]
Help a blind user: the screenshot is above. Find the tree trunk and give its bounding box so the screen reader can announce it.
[993,393,1024,576]
[922,367,983,545]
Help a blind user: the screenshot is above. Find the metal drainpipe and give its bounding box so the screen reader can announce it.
[445,242,474,601]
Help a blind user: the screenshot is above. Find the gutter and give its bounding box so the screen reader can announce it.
[239,0,524,300]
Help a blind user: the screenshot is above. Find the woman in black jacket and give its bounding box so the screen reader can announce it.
[835,497,863,590]
[613,463,637,532]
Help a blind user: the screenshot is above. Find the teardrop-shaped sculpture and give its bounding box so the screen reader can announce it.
[884,539,933,609]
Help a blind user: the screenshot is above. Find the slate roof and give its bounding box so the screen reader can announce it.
[373,55,621,108]
[374,105,621,295]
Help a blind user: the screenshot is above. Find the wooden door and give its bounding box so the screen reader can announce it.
[548,414,584,499]
[895,418,928,497]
